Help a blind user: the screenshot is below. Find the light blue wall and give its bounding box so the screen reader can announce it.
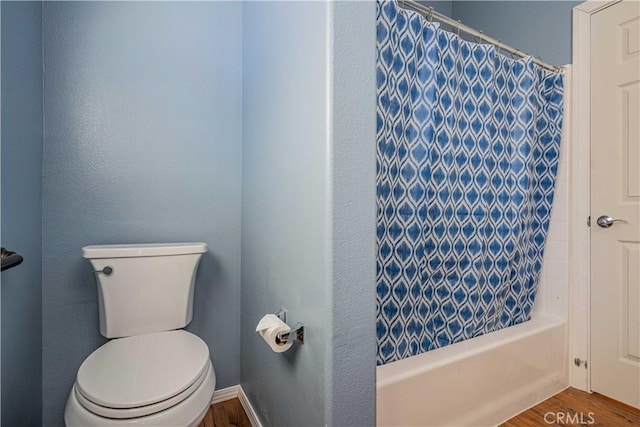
[241,2,377,425]
[414,1,578,66]
[452,1,581,66]
[418,0,453,17]
[42,2,242,425]
[326,2,377,426]
[240,2,329,425]
[0,2,43,426]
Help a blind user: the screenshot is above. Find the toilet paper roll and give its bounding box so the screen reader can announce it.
[256,314,294,353]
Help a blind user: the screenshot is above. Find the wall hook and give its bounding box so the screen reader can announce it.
[1,247,23,271]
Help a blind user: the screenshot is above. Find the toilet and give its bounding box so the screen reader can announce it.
[64,243,215,427]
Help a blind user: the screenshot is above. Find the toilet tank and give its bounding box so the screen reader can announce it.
[83,243,207,339]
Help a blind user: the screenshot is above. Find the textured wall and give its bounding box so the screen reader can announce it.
[241,2,378,424]
[452,1,581,66]
[240,2,329,425]
[404,2,578,65]
[0,3,43,426]
[418,0,453,17]
[326,1,377,425]
[42,2,242,425]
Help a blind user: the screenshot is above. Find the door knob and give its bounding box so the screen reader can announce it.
[596,215,626,228]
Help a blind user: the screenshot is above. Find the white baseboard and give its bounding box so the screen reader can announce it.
[211,385,263,427]
[211,385,240,404]
[237,386,263,427]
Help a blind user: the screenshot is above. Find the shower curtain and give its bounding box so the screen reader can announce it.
[376,0,564,364]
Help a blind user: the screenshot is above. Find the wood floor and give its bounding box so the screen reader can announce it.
[200,388,640,427]
[198,398,252,427]
[502,387,640,426]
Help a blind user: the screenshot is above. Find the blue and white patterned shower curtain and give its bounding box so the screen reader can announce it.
[376,0,564,365]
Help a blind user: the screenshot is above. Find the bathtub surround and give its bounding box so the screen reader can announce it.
[533,69,571,318]
[376,0,564,364]
[1,2,44,426]
[42,3,242,425]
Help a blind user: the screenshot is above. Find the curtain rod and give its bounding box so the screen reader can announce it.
[399,0,563,74]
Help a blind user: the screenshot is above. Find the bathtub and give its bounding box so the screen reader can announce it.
[376,313,568,426]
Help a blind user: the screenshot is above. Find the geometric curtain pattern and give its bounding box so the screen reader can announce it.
[376,0,564,365]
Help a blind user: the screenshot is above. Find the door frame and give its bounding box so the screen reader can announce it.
[571,0,622,393]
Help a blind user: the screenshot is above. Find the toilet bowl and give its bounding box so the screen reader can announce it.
[65,330,215,427]
[64,243,214,426]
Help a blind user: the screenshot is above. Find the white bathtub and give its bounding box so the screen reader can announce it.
[376,313,568,426]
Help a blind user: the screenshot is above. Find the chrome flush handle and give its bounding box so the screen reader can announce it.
[596,215,627,228]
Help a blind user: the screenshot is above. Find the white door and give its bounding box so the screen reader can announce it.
[590,0,640,409]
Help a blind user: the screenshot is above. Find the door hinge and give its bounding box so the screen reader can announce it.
[574,357,588,369]
[587,216,591,227]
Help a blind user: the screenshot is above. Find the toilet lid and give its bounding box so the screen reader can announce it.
[76,330,210,409]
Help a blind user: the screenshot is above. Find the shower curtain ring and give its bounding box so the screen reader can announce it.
[474,30,483,44]
[456,20,462,37]
[428,7,434,22]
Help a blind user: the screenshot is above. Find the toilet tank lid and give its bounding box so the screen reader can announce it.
[82,242,207,259]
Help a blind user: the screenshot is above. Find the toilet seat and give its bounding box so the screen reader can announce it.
[74,362,212,419]
[75,330,210,419]
[65,359,215,427]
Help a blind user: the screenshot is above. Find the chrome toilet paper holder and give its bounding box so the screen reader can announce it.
[275,309,304,345]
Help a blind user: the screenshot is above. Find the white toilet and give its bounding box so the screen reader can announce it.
[64,243,215,427]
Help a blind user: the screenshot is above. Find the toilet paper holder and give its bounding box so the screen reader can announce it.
[275,310,304,345]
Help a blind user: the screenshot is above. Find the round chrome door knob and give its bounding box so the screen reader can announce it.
[596,215,626,228]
